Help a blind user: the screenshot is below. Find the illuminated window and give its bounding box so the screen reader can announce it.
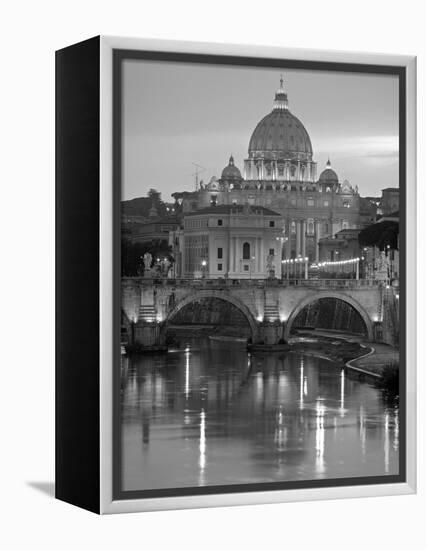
[307,218,315,235]
[324,200,329,207]
[307,199,314,207]
[291,221,296,233]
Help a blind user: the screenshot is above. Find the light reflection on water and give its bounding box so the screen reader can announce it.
[121,338,399,491]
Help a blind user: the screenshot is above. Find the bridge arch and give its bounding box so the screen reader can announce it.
[165,290,259,340]
[284,291,374,342]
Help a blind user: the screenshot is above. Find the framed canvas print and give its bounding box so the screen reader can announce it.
[55,36,416,514]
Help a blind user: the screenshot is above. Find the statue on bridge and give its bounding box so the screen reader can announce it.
[266,253,275,278]
[143,252,153,277]
[162,257,171,278]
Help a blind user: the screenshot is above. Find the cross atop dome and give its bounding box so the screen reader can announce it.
[273,75,288,111]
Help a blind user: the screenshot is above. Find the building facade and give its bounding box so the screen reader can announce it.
[180,204,283,279]
[318,228,362,263]
[174,79,377,263]
[379,188,399,216]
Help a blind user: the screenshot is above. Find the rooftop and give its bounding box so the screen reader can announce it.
[185,204,281,217]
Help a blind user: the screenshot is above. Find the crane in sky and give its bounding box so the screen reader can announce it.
[190,163,206,191]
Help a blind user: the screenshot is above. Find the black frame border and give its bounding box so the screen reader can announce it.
[112,49,407,501]
[56,36,101,513]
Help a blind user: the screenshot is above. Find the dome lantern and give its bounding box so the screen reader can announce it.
[273,75,289,111]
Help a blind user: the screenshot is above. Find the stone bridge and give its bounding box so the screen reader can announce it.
[121,278,396,348]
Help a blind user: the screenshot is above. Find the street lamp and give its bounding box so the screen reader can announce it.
[276,233,288,279]
[201,259,207,279]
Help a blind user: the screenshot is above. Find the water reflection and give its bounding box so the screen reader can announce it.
[121,338,399,491]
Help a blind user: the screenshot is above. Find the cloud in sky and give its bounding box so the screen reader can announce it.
[122,60,399,200]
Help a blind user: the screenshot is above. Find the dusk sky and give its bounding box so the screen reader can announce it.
[122,59,399,202]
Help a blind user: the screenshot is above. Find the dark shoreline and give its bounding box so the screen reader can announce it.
[289,332,399,393]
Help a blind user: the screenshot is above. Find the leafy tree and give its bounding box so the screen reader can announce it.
[358,220,399,251]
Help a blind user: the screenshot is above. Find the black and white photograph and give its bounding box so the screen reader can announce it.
[116,54,404,497]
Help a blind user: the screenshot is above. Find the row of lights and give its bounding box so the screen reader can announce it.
[281,257,309,264]
[316,257,361,267]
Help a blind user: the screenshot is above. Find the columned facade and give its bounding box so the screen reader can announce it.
[182,205,283,279]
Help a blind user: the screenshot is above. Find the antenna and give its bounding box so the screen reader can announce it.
[190,163,206,190]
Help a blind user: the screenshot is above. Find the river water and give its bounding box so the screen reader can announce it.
[121,337,399,492]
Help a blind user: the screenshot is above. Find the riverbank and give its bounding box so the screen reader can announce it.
[290,329,399,383]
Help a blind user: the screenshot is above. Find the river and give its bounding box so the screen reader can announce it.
[120,337,399,492]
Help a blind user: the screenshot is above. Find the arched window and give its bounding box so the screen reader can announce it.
[243,242,250,260]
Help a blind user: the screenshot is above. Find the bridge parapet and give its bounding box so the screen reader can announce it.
[122,277,383,290]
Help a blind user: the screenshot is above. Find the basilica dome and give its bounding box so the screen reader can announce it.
[221,155,242,180]
[318,159,339,184]
[248,79,313,161]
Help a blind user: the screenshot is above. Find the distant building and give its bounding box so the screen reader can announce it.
[179,204,283,279]
[173,79,378,263]
[130,203,181,245]
[379,188,399,216]
[121,197,178,242]
[318,228,362,263]
[317,228,362,278]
